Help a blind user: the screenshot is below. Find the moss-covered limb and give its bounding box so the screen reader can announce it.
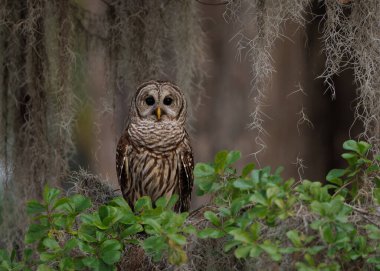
[0,0,29,252]
[225,0,380,154]
[0,0,77,251]
[322,1,380,151]
[224,0,311,158]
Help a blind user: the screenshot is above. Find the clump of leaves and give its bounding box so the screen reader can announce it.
[195,140,380,270]
[1,140,379,270]
[326,140,380,204]
[0,188,193,270]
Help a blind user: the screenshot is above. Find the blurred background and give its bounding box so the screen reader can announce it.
[74,1,361,198]
[1,0,370,237]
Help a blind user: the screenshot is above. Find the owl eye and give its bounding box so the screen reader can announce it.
[145,96,155,106]
[163,97,173,106]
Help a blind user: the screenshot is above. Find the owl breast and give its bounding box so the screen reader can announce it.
[128,149,180,203]
[123,120,187,206]
[128,121,185,152]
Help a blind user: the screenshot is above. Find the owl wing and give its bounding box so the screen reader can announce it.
[116,132,134,208]
[177,134,194,212]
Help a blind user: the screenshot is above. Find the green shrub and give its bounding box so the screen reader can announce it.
[0,189,193,270]
[195,140,380,270]
[0,140,379,270]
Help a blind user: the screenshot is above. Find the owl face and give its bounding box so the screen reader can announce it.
[133,81,186,123]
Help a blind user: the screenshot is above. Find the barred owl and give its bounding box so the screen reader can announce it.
[116,81,194,212]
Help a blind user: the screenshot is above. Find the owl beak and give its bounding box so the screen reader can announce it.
[155,107,161,120]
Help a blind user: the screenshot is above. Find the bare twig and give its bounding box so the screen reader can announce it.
[344,203,380,219]
[296,106,314,134]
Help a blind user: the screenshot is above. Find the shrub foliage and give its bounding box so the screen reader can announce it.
[0,140,379,270]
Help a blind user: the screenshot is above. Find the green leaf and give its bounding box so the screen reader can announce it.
[242,163,255,177]
[214,151,228,172]
[26,200,46,215]
[249,223,260,241]
[143,218,161,232]
[168,234,187,245]
[198,228,225,239]
[110,197,132,211]
[43,186,60,204]
[226,151,241,166]
[71,194,91,213]
[96,231,106,242]
[366,164,380,173]
[251,205,268,218]
[183,225,197,235]
[204,211,220,226]
[78,224,97,242]
[366,224,380,240]
[25,224,50,244]
[166,194,179,209]
[100,239,122,265]
[306,246,325,255]
[310,201,324,216]
[121,224,143,238]
[286,230,302,247]
[230,197,248,215]
[343,140,360,153]
[367,256,380,264]
[194,163,215,178]
[321,224,335,244]
[249,245,262,258]
[224,240,240,252]
[0,249,9,262]
[233,178,254,190]
[134,196,152,212]
[326,169,346,183]
[260,241,282,261]
[78,241,95,254]
[304,254,315,266]
[358,141,371,155]
[59,258,80,271]
[341,152,358,166]
[266,187,280,199]
[273,199,285,209]
[63,238,79,251]
[53,198,70,211]
[234,246,251,259]
[228,229,253,243]
[42,238,60,250]
[142,236,168,260]
[40,252,57,262]
[250,192,267,206]
[82,257,100,269]
[155,197,167,208]
[23,248,33,261]
[98,206,123,227]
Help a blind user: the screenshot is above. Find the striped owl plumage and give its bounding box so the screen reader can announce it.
[116,81,194,212]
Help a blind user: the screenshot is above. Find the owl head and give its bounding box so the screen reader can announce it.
[130,80,187,124]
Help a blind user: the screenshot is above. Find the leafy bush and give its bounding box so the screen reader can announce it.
[1,140,379,270]
[0,190,194,271]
